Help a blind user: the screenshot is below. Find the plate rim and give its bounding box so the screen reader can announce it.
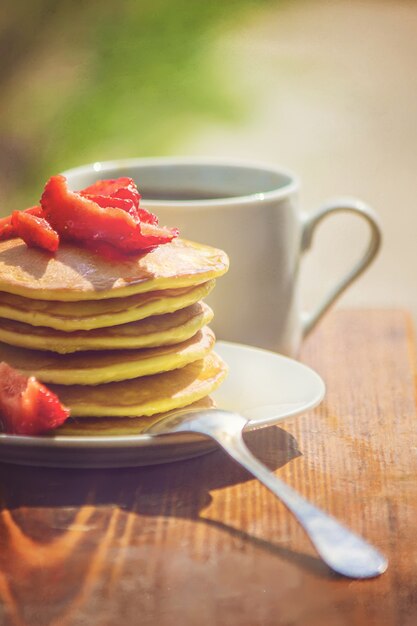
[0,340,325,449]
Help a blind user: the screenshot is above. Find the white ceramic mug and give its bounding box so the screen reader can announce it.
[63,158,381,355]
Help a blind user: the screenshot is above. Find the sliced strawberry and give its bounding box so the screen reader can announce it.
[42,175,141,244]
[83,193,158,225]
[80,176,136,195]
[80,177,141,209]
[136,222,180,247]
[0,206,44,241]
[0,217,15,241]
[11,210,59,252]
[82,193,140,221]
[82,194,133,211]
[41,175,178,253]
[112,184,141,209]
[135,207,159,226]
[0,362,70,435]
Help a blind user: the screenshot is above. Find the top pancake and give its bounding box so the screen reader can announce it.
[0,238,229,301]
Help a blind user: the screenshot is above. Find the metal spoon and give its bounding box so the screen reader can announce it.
[146,408,388,578]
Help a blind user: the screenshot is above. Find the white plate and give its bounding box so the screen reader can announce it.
[0,341,325,468]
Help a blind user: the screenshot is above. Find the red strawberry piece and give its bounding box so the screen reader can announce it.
[80,177,141,209]
[134,221,180,247]
[41,175,178,253]
[112,184,141,209]
[0,362,70,435]
[83,194,159,225]
[0,206,44,241]
[135,207,159,225]
[82,193,140,221]
[11,210,59,252]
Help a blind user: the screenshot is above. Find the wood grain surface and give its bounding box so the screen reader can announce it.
[0,309,416,626]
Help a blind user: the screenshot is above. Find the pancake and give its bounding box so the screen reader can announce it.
[55,396,216,436]
[0,302,213,353]
[0,279,215,331]
[49,351,227,417]
[0,327,215,385]
[0,238,228,301]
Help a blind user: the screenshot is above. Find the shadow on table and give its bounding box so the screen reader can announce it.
[0,426,330,578]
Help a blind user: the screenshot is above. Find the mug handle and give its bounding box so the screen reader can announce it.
[300,197,382,337]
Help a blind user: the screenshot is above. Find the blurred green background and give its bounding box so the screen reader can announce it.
[0,0,273,210]
[0,0,416,319]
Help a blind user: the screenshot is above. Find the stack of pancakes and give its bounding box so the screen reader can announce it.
[0,237,229,435]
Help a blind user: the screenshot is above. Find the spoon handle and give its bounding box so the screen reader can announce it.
[213,430,387,578]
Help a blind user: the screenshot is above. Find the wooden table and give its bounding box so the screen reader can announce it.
[0,309,416,626]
